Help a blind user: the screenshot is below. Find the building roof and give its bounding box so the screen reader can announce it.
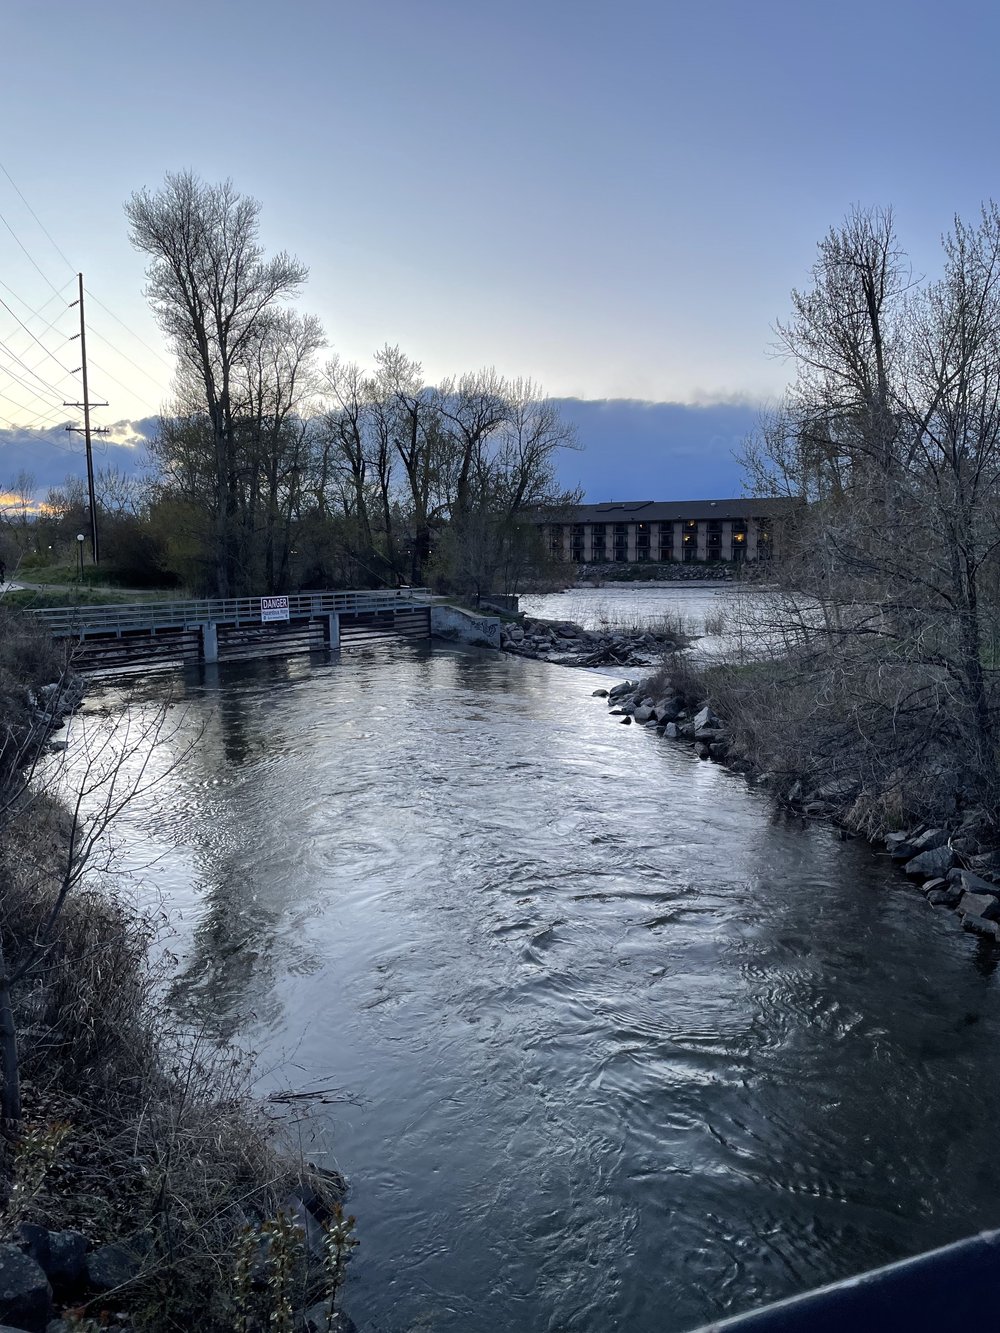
[547,497,799,522]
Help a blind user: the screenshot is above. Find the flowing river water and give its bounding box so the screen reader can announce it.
[77,602,1000,1333]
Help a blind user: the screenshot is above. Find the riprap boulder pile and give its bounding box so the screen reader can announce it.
[501,618,686,668]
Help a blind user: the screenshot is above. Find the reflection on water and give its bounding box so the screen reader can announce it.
[84,642,1000,1333]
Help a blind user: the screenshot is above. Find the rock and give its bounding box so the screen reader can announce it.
[14,1230,48,1276]
[910,827,949,853]
[695,743,711,760]
[921,877,948,895]
[633,707,654,724]
[904,845,954,879]
[608,681,635,700]
[957,892,1000,920]
[301,1304,357,1333]
[664,723,679,739]
[927,886,962,907]
[654,698,681,723]
[963,914,1000,938]
[620,715,632,725]
[693,705,716,735]
[804,801,833,815]
[281,1195,325,1261]
[86,1243,141,1294]
[0,1244,52,1331]
[887,832,919,860]
[43,1233,86,1290]
[591,688,608,697]
[709,742,729,760]
[947,869,1000,896]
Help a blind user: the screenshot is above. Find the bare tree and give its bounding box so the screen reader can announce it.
[738,203,1000,827]
[126,173,310,595]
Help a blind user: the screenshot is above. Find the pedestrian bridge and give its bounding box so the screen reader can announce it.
[32,588,436,671]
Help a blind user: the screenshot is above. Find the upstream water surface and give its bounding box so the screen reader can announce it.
[83,638,1000,1332]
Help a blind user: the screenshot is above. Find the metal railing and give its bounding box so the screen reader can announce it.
[31,588,433,637]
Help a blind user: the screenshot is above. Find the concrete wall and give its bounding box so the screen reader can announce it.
[431,605,502,648]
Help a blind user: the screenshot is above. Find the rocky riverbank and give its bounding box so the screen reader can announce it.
[596,671,1000,945]
[501,616,689,668]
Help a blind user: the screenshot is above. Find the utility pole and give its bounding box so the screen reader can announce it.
[64,272,108,564]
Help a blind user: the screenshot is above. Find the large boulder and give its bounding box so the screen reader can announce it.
[44,1232,87,1290]
[927,885,962,907]
[963,914,1000,939]
[904,845,955,879]
[910,827,949,853]
[633,706,654,724]
[607,680,636,700]
[947,869,1000,897]
[957,892,1000,921]
[654,698,681,723]
[85,1243,141,1295]
[0,1245,52,1331]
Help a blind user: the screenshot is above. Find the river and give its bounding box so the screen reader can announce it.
[77,627,1000,1333]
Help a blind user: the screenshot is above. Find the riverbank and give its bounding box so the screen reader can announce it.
[0,609,354,1333]
[596,660,1000,946]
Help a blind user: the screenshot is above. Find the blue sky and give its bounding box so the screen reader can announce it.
[2,0,999,499]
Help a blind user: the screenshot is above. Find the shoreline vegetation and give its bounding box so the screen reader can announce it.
[0,606,356,1333]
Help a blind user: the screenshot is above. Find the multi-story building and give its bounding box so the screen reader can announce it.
[541,498,797,564]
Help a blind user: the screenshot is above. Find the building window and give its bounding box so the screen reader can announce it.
[659,546,673,561]
[591,523,606,536]
[614,548,628,562]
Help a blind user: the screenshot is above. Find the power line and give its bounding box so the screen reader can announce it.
[0,163,172,414]
[0,296,75,383]
[86,292,173,369]
[0,350,67,408]
[0,386,71,428]
[86,356,161,415]
[85,323,168,388]
[0,207,65,300]
[0,160,77,273]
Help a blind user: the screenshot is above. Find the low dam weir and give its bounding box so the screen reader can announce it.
[32,588,437,671]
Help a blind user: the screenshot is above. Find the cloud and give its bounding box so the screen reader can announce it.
[551,398,761,500]
[0,419,157,496]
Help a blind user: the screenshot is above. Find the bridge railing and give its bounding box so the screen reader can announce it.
[31,588,433,637]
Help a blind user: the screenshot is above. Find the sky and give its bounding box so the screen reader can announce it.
[3,0,1000,501]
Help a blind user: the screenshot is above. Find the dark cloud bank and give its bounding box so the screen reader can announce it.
[0,402,761,503]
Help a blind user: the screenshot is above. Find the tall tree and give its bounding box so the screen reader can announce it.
[126,172,309,595]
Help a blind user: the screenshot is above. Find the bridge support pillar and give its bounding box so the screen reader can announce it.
[201,621,219,662]
[325,613,340,650]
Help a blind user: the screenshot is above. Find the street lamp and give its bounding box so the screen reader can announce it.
[76,533,85,581]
